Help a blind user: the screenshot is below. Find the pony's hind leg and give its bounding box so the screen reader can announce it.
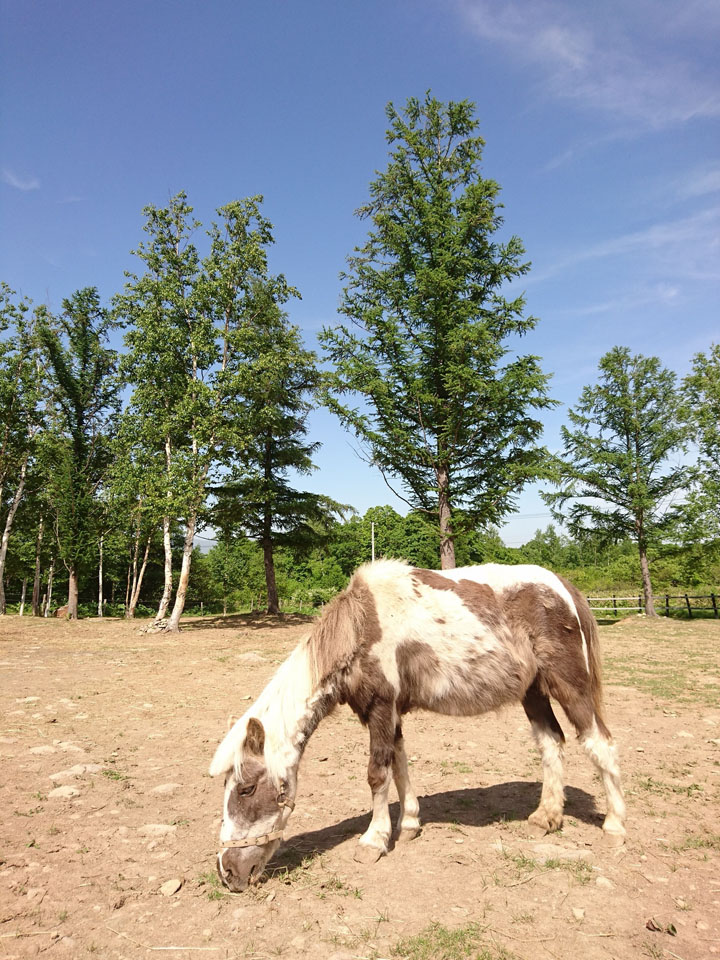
[522,680,566,833]
[580,717,626,843]
[545,678,626,843]
[355,701,397,863]
[392,723,421,842]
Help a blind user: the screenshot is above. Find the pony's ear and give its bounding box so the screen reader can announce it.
[244,717,265,757]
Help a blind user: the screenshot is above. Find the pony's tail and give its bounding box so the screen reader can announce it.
[577,591,611,738]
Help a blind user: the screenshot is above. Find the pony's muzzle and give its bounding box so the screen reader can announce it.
[217,847,266,893]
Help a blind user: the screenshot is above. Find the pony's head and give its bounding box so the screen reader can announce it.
[209,716,295,892]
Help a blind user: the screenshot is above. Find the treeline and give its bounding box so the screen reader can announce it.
[1,94,718,626]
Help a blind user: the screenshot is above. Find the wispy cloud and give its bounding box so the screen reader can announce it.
[530,206,720,285]
[2,167,40,191]
[678,162,720,199]
[457,0,720,130]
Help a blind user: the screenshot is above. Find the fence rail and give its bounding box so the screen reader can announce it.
[587,593,719,618]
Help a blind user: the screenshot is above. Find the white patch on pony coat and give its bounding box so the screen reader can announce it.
[439,564,591,673]
[209,639,323,783]
[360,560,507,702]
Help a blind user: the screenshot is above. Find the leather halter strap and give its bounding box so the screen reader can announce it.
[223,794,295,850]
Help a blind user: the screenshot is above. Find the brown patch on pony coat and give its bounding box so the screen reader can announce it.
[502,582,597,736]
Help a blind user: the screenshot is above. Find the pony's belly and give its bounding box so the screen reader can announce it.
[397,639,536,717]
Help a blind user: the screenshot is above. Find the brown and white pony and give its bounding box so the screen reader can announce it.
[209,559,625,892]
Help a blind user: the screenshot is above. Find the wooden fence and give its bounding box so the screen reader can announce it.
[587,593,719,618]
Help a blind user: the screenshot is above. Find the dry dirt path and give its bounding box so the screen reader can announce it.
[1,614,719,960]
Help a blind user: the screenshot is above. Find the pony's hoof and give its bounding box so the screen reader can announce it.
[527,810,562,835]
[353,844,385,864]
[601,829,625,848]
[396,827,420,843]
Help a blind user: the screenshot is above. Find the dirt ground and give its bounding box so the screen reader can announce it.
[1,612,719,960]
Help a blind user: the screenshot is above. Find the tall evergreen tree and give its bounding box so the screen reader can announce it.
[321,93,553,568]
[213,289,345,613]
[543,347,689,616]
[36,288,120,619]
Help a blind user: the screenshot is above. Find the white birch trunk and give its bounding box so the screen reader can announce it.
[165,514,196,633]
[44,559,55,617]
[97,536,104,618]
[0,455,29,614]
[18,577,27,616]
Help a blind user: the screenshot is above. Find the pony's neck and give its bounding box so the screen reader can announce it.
[252,639,335,783]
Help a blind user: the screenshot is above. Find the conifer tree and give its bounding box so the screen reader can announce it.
[544,347,688,616]
[322,93,553,568]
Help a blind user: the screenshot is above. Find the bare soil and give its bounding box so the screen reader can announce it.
[1,613,719,960]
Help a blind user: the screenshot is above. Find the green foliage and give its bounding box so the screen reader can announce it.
[681,343,720,556]
[35,288,120,611]
[544,347,689,611]
[321,93,553,566]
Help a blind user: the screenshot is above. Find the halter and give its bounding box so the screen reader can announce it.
[222,791,295,850]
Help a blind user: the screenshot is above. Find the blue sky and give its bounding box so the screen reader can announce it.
[1,0,718,547]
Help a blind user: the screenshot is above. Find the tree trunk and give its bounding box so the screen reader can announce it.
[32,517,44,617]
[165,515,196,632]
[0,455,29,614]
[127,534,152,618]
[437,464,456,570]
[67,569,79,620]
[638,545,657,617]
[153,514,173,625]
[263,537,280,614]
[126,523,141,619]
[19,577,27,616]
[44,558,55,617]
[97,536,104,618]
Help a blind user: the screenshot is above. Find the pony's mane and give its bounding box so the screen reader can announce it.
[308,558,406,684]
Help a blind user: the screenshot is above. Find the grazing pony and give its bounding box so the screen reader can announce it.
[210,560,625,892]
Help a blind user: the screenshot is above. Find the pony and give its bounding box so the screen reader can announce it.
[209,559,625,892]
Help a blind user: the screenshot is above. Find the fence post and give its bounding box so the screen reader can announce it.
[638,594,642,614]
[665,594,669,617]
[685,594,692,618]
[712,593,718,619]
[613,594,617,617]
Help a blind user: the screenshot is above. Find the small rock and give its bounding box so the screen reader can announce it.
[138,824,177,837]
[30,745,56,755]
[266,890,276,902]
[17,697,40,703]
[26,887,46,903]
[596,876,613,890]
[572,908,585,921]
[48,786,80,799]
[49,763,102,782]
[150,783,181,795]
[676,731,694,739]
[159,878,182,897]
[237,652,266,663]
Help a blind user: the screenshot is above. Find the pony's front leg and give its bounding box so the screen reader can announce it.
[355,705,396,863]
[392,725,421,842]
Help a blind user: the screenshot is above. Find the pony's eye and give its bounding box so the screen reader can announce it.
[238,783,257,797]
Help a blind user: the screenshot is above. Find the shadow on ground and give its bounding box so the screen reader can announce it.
[267,782,600,877]
[179,612,316,632]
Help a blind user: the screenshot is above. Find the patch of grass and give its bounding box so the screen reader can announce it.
[102,768,129,782]
[391,922,515,960]
[441,760,474,775]
[674,833,720,852]
[634,775,704,798]
[196,870,227,900]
